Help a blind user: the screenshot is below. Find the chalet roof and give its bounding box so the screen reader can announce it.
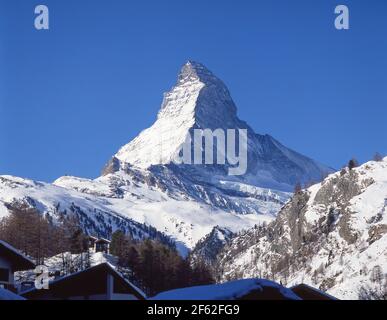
[0,287,26,300]
[95,238,111,244]
[0,240,35,271]
[22,262,146,300]
[290,284,338,300]
[152,278,301,300]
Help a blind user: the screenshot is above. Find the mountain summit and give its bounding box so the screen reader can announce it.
[110,61,332,191]
[114,60,240,169]
[0,61,333,252]
[177,60,222,85]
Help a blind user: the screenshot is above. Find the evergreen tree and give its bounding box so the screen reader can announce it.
[373,152,383,162]
[348,158,359,170]
[294,182,302,194]
[191,259,215,286]
[110,230,130,264]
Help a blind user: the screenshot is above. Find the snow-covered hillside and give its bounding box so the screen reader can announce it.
[0,174,270,254]
[217,158,387,299]
[0,175,173,245]
[190,226,234,268]
[0,61,331,255]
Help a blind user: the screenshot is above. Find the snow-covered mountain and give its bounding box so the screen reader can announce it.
[217,158,387,299]
[108,61,331,191]
[190,226,234,269]
[0,175,174,246]
[0,61,331,254]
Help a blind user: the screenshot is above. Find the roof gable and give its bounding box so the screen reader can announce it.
[0,240,35,271]
[22,263,146,300]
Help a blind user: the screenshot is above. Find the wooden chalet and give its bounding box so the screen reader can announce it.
[22,262,146,300]
[0,240,35,292]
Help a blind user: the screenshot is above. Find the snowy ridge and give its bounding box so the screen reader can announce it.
[54,168,281,251]
[0,175,173,247]
[217,158,387,299]
[190,226,234,268]
[0,173,272,254]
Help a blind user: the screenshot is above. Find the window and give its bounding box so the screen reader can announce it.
[0,268,10,283]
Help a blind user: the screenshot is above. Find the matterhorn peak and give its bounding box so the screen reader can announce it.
[113,61,242,169]
[109,61,331,191]
[158,60,238,128]
[178,60,217,84]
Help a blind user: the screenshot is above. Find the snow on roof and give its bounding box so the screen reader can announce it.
[0,240,35,269]
[95,238,111,243]
[151,278,301,300]
[0,288,26,300]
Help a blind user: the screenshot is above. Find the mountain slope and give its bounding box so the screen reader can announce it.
[1,61,331,254]
[0,175,173,246]
[190,226,233,268]
[217,157,387,299]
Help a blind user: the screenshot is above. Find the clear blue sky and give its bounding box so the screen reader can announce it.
[1,0,386,182]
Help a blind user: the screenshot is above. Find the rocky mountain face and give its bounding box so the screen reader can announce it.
[107,61,331,192]
[0,61,331,255]
[216,158,387,299]
[190,226,233,270]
